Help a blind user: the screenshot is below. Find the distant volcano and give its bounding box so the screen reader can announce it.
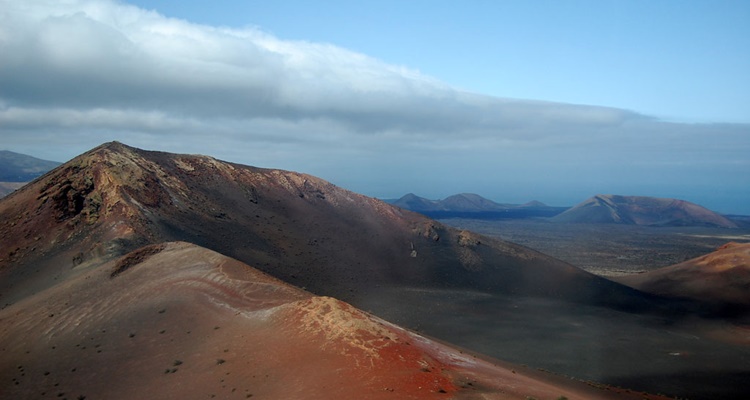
[1,142,745,399]
[0,150,60,182]
[0,150,60,198]
[388,193,564,219]
[551,194,737,228]
[391,192,530,212]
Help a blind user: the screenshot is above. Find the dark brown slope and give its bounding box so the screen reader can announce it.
[0,242,667,400]
[2,142,749,399]
[552,194,737,228]
[0,142,655,311]
[614,242,750,309]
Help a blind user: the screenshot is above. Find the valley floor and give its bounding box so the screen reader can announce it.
[439,218,750,276]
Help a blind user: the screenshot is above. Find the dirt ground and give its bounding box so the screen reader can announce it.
[357,285,750,400]
[439,218,750,276]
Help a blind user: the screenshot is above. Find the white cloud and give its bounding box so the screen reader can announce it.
[0,0,748,212]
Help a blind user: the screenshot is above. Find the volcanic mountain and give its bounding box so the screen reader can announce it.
[390,193,521,212]
[0,150,60,198]
[389,193,564,218]
[551,194,737,228]
[0,150,60,182]
[2,142,747,399]
[614,242,750,310]
[1,241,672,400]
[1,142,652,309]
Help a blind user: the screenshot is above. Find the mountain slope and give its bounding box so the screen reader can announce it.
[0,150,60,182]
[0,182,25,198]
[3,142,744,399]
[0,142,654,311]
[3,241,663,400]
[551,194,737,228]
[614,242,750,309]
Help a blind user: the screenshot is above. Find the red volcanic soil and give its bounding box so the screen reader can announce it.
[614,242,750,308]
[1,142,733,399]
[0,242,666,400]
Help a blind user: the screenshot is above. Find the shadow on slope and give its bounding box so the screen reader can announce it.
[1,242,667,400]
[1,142,746,399]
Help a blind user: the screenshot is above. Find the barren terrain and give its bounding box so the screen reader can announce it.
[1,242,670,400]
[440,218,750,276]
[2,143,749,400]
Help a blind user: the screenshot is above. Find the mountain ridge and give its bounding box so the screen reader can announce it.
[551,194,737,228]
[1,141,655,313]
[3,142,746,399]
[0,149,60,182]
[389,192,540,212]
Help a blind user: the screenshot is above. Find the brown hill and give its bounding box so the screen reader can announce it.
[551,194,737,228]
[614,242,750,308]
[0,241,668,400]
[2,142,745,399]
[0,142,653,310]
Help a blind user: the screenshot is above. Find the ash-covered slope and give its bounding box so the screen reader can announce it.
[0,142,653,311]
[2,142,747,399]
[614,242,750,310]
[552,194,737,228]
[0,242,665,400]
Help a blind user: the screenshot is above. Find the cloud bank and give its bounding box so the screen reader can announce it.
[1,0,748,213]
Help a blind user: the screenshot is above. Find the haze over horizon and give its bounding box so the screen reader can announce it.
[1,0,749,214]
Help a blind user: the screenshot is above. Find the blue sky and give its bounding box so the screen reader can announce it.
[1,0,749,213]
[129,0,750,123]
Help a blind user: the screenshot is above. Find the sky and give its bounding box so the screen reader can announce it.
[1,0,749,213]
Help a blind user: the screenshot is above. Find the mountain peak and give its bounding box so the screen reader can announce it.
[553,194,737,228]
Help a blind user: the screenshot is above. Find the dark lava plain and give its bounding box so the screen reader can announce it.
[439,218,750,276]
[359,287,750,400]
